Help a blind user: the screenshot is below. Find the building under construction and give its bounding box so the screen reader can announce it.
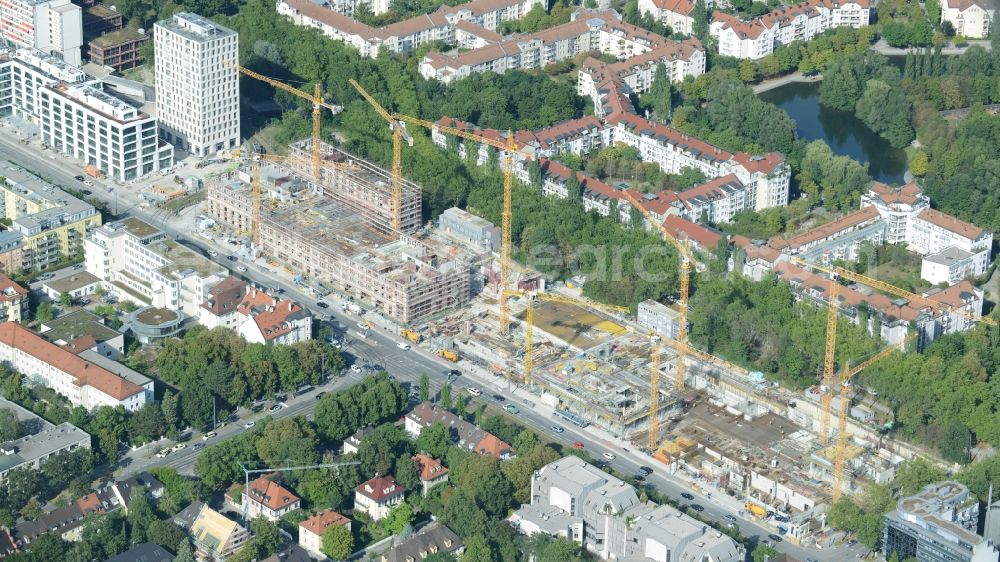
[287,139,422,235]
[206,144,471,325]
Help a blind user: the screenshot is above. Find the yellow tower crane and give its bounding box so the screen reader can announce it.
[503,290,629,386]
[392,114,518,335]
[347,79,412,233]
[619,190,695,451]
[830,333,914,502]
[820,277,840,441]
[229,64,342,180]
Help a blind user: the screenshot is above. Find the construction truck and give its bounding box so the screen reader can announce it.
[436,349,458,362]
[744,502,767,519]
[401,329,421,344]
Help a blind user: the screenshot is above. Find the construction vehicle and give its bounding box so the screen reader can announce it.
[230,64,342,180]
[436,349,459,362]
[85,164,102,178]
[744,502,767,519]
[400,329,421,344]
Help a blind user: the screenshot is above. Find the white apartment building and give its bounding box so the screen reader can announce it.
[154,13,239,157]
[511,456,742,562]
[277,0,541,59]
[861,182,993,285]
[84,217,227,318]
[0,49,173,181]
[299,509,350,558]
[0,0,81,65]
[354,475,405,521]
[575,40,706,102]
[637,299,681,340]
[241,477,300,522]
[638,0,709,35]
[0,321,149,411]
[710,0,871,60]
[942,0,996,38]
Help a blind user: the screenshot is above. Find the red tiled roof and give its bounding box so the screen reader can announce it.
[711,11,768,39]
[662,216,724,249]
[916,208,984,240]
[677,174,743,203]
[732,152,786,175]
[357,475,405,502]
[299,508,350,536]
[647,0,695,15]
[62,335,98,354]
[412,454,449,481]
[202,276,247,316]
[0,274,27,302]
[609,112,733,163]
[782,207,881,249]
[246,477,299,512]
[867,181,924,206]
[475,433,516,458]
[925,280,981,308]
[0,322,144,401]
[76,492,105,516]
[237,288,309,341]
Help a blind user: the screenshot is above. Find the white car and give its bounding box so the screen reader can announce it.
[603,452,616,461]
[397,342,410,351]
[155,449,170,458]
[244,421,256,429]
[350,364,362,373]
[208,250,219,257]
[237,265,247,273]
[467,387,482,397]
[202,432,217,441]
[171,443,187,451]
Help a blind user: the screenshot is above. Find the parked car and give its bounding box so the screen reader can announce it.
[634,474,646,483]
[573,441,584,449]
[551,425,565,433]
[226,255,237,262]
[317,302,329,309]
[155,449,170,458]
[680,493,694,500]
[350,364,362,373]
[315,392,326,400]
[724,515,738,523]
[691,504,704,512]
[396,342,410,351]
[74,175,85,181]
[208,250,218,257]
[171,443,187,451]
[768,534,783,543]
[503,404,519,414]
[602,452,616,461]
[638,465,653,476]
[71,264,84,270]
[237,266,248,273]
[202,432,217,441]
[244,421,256,429]
[466,387,482,397]
[268,404,282,413]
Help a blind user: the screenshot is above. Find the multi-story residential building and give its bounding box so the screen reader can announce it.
[242,477,301,522]
[174,502,252,561]
[405,402,517,459]
[861,181,993,285]
[637,299,682,340]
[0,0,82,65]
[576,39,705,100]
[0,231,25,273]
[637,0,708,34]
[0,274,26,323]
[420,11,705,84]
[438,207,500,251]
[40,309,126,360]
[154,13,240,157]
[277,0,542,59]
[942,0,997,38]
[0,321,150,410]
[355,475,405,521]
[85,218,228,318]
[0,396,89,482]
[81,4,122,37]
[87,27,149,71]
[235,287,312,345]
[710,0,871,60]
[511,456,742,561]
[412,454,449,495]
[883,481,1000,562]
[374,523,464,562]
[0,50,173,181]
[0,161,100,271]
[298,509,350,557]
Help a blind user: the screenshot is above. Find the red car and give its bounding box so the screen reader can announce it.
[573,441,584,449]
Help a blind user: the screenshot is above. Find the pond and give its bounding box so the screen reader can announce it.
[758,81,908,184]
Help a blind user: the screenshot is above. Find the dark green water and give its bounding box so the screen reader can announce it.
[759,81,908,184]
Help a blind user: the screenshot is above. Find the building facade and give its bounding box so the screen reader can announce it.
[941,0,997,38]
[242,478,301,522]
[0,0,82,65]
[0,321,150,411]
[637,299,681,340]
[0,161,101,271]
[87,27,149,71]
[0,274,27,323]
[355,475,404,521]
[0,397,90,482]
[298,509,350,557]
[883,481,1000,562]
[154,13,240,157]
[85,218,227,318]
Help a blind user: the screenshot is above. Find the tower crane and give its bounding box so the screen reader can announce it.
[791,257,996,327]
[391,113,519,335]
[820,277,840,441]
[830,332,914,502]
[347,79,413,234]
[619,190,694,451]
[228,64,342,180]
[503,290,629,385]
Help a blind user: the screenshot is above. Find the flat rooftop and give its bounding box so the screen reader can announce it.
[156,12,236,42]
[686,402,798,447]
[134,306,179,326]
[41,309,121,343]
[90,27,149,48]
[517,299,626,351]
[44,272,101,295]
[0,423,90,473]
[152,240,225,278]
[78,349,150,388]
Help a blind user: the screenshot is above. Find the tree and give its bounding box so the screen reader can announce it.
[322,523,353,560]
[36,302,54,322]
[692,0,708,39]
[383,501,414,534]
[173,540,196,562]
[416,422,451,459]
[88,405,128,463]
[126,488,156,546]
[249,518,282,558]
[357,423,413,477]
[255,416,319,466]
[440,384,453,410]
[0,407,24,441]
[894,458,946,495]
[642,63,673,121]
[419,373,430,403]
[147,519,188,552]
[752,544,779,562]
[939,420,971,464]
[128,402,167,444]
[910,150,929,176]
[739,59,757,83]
[59,292,72,306]
[461,535,493,562]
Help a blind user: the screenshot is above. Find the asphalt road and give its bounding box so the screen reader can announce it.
[0,134,864,561]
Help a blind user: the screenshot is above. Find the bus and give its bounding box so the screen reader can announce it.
[554,408,589,428]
